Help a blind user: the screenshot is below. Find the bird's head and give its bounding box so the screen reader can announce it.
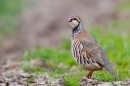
[68,15,81,28]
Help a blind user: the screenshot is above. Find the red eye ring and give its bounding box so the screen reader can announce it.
[73,18,77,20]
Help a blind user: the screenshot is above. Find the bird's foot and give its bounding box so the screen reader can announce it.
[86,70,94,79]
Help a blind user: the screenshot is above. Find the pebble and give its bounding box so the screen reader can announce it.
[20,72,33,78]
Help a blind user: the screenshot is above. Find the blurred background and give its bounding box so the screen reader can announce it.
[0,0,130,84]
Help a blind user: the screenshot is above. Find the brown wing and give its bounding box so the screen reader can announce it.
[80,36,116,76]
[79,37,104,66]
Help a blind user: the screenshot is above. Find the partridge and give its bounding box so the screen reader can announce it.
[68,15,116,79]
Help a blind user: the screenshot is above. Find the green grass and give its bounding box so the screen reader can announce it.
[116,0,130,11]
[22,46,79,74]
[0,0,23,37]
[64,72,86,86]
[64,70,130,86]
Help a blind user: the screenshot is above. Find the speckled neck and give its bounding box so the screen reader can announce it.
[72,22,84,39]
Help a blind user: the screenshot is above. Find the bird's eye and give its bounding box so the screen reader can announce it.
[71,19,73,21]
[73,18,77,20]
[69,19,73,22]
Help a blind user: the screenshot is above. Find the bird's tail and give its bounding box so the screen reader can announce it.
[103,65,117,77]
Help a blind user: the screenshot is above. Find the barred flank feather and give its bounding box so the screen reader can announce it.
[72,40,96,66]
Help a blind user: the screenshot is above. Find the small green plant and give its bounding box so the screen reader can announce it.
[64,72,86,86]
[28,74,37,84]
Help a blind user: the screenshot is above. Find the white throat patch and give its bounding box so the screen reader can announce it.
[69,20,79,28]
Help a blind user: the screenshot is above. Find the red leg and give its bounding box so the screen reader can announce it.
[86,70,94,79]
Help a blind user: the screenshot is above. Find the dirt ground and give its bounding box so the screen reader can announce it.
[0,60,130,86]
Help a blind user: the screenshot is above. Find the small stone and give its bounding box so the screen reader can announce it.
[0,77,5,83]
[0,83,6,86]
[16,85,25,86]
[79,76,99,86]
[9,82,17,86]
[124,78,130,84]
[30,59,48,68]
[33,74,48,83]
[29,83,38,86]
[98,82,112,86]
[58,80,67,86]
[20,72,33,78]
[122,82,127,85]
[38,81,48,85]
[113,81,124,86]
[4,78,11,82]
[57,63,68,69]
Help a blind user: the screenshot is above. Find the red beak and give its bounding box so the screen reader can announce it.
[68,19,72,22]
